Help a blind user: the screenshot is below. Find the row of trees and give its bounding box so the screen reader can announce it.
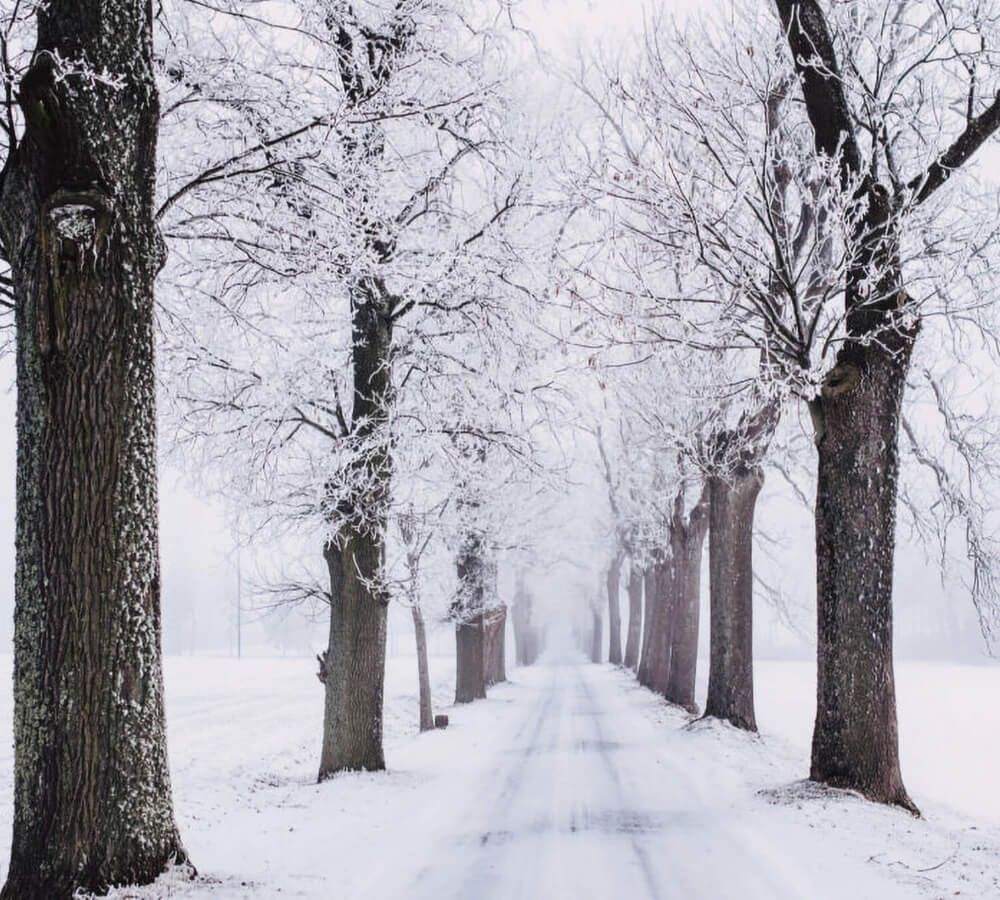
[576,0,1000,814]
[3,0,1000,894]
[0,0,553,894]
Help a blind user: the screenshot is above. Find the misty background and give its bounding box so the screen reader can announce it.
[0,0,989,666]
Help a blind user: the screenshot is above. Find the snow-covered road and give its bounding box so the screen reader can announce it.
[4,654,997,898]
[362,661,913,900]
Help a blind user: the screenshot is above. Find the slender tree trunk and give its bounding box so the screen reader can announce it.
[590,610,603,663]
[319,528,388,775]
[665,491,709,712]
[483,605,507,686]
[455,615,486,702]
[412,604,434,733]
[810,344,917,811]
[637,565,658,685]
[512,577,532,665]
[623,562,643,670]
[607,551,624,665]
[704,469,763,731]
[0,4,189,894]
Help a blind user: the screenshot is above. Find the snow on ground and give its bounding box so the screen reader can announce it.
[0,653,998,898]
[750,660,1000,828]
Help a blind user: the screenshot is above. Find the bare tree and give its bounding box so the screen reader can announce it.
[772,0,1000,811]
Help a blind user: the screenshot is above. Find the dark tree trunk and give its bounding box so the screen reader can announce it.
[454,529,488,702]
[810,344,916,810]
[607,551,624,666]
[318,278,393,779]
[412,605,434,733]
[483,605,507,686]
[455,615,486,702]
[317,9,413,780]
[623,562,643,670]
[664,513,708,713]
[646,557,676,696]
[590,610,603,663]
[637,565,658,685]
[704,469,763,731]
[319,526,388,775]
[0,3,189,895]
[774,0,934,812]
[664,500,708,713]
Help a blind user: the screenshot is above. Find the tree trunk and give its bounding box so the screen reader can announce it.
[0,4,189,895]
[455,615,486,702]
[455,527,488,702]
[483,605,507,686]
[646,557,676,696]
[637,565,658,685]
[412,604,434,733]
[590,610,603,663]
[810,344,917,811]
[607,551,624,665]
[319,274,393,778]
[665,491,709,712]
[623,562,643,670]
[512,577,533,665]
[704,469,763,731]
[319,528,388,776]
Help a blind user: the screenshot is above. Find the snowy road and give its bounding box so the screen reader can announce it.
[6,655,993,898]
[361,661,913,900]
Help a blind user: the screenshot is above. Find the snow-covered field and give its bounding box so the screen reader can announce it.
[0,653,998,898]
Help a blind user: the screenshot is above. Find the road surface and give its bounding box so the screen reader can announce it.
[362,660,914,900]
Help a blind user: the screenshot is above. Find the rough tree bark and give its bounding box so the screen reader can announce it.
[664,489,709,712]
[483,604,507,686]
[772,0,1000,809]
[623,561,643,670]
[810,346,916,806]
[455,615,486,702]
[319,280,392,778]
[0,2,189,895]
[412,604,435,732]
[704,468,763,731]
[606,549,625,665]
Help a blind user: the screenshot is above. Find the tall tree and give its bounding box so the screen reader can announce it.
[158,0,531,775]
[0,0,188,895]
[775,0,1000,810]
